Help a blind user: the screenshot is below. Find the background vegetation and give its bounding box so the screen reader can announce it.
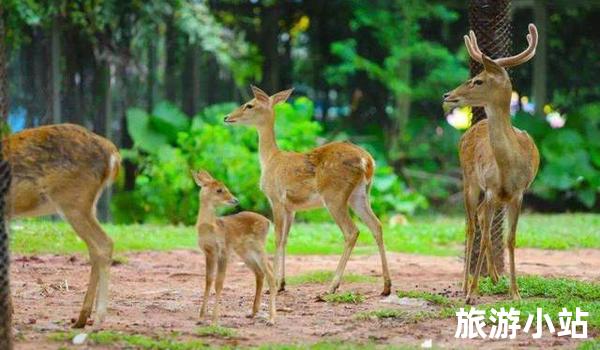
[4,1,600,223]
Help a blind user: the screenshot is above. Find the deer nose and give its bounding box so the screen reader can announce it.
[229,198,239,206]
[224,115,231,122]
[443,93,450,100]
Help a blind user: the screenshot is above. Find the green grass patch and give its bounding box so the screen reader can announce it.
[286,270,376,286]
[322,292,365,304]
[257,341,419,350]
[196,325,237,338]
[10,213,600,256]
[479,275,600,301]
[49,331,206,349]
[396,290,454,306]
[578,339,600,350]
[354,308,408,321]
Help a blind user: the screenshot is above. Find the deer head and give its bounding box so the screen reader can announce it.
[192,170,239,207]
[443,23,538,109]
[224,86,294,127]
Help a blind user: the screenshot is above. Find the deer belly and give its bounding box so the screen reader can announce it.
[284,191,323,211]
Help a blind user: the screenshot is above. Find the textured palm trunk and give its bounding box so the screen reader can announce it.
[0,4,13,348]
[467,0,512,275]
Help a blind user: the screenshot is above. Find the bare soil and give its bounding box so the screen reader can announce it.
[11,248,600,349]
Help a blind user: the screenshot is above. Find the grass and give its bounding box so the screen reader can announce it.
[50,331,421,350]
[578,339,600,350]
[10,213,600,256]
[49,331,206,350]
[322,292,365,304]
[286,270,376,286]
[196,325,237,338]
[396,290,454,306]
[353,308,435,323]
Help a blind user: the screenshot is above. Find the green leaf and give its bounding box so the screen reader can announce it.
[150,101,190,143]
[126,108,169,153]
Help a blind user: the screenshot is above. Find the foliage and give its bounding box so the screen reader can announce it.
[116,98,426,224]
[327,0,466,162]
[514,103,600,208]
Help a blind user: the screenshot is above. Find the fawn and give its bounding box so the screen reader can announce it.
[224,86,391,296]
[443,24,540,303]
[4,123,120,327]
[192,170,276,325]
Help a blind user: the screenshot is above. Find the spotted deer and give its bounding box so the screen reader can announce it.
[443,24,540,303]
[224,86,391,296]
[192,170,276,325]
[4,123,120,327]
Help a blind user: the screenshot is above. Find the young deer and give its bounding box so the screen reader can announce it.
[192,170,276,325]
[224,86,391,296]
[443,24,540,303]
[4,123,120,327]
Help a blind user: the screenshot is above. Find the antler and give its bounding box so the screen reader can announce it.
[464,23,538,68]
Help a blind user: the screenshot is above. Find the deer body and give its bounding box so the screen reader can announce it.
[193,171,276,325]
[225,86,391,296]
[4,123,120,327]
[444,24,540,302]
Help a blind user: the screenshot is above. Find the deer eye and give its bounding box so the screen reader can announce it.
[474,80,484,86]
[216,189,223,193]
[245,104,253,110]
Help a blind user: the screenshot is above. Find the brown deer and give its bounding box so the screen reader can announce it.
[443,24,540,303]
[4,123,120,327]
[224,86,391,296]
[192,170,276,325]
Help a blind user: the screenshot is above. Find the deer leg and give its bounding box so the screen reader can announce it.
[63,207,113,328]
[199,250,216,318]
[463,184,480,293]
[212,255,228,325]
[272,206,294,292]
[350,184,391,296]
[262,253,277,325]
[506,196,523,300]
[466,198,494,304]
[241,252,264,319]
[324,198,359,295]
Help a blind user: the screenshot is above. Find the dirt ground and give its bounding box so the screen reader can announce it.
[10,248,600,349]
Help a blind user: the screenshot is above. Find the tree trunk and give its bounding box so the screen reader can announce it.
[259,3,281,93]
[164,17,179,104]
[0,4,13,348]
[50,16,61,124]
[146,38,157,112]
[532,0,547,116]
[93,60,112,222]
[182,44,200,116]
[467,0,512,275]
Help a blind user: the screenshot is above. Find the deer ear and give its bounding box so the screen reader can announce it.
[251,85,270,105]
[192,170,213,186]
[271,88,294,105]
[481,55,504,75]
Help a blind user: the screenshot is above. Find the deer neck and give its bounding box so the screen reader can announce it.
[196,198,217,228]
[484,99,520,169]
[256,118,280,167]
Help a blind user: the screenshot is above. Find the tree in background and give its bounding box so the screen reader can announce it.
[327,0,466,170]
[0,2,13,348]
[467,0,512,275]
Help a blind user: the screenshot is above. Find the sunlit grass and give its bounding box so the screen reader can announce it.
[10,213,600,256]
[322,292,365,304]
[286,270,376,286]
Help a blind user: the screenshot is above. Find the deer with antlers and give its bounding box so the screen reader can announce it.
[443,24,540,303]
[5,123,120,327]
[224,86,391,296]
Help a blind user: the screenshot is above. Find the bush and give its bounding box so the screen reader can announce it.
[113,98,428,224]
[514,103,600,208]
